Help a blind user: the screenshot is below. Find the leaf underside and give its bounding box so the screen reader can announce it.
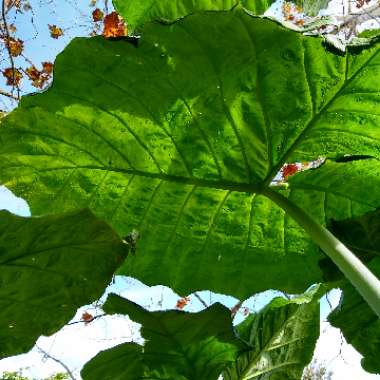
[81,295,244,380]
[0,209,127,358]
[0,10,380,298]
[113,0,277,33]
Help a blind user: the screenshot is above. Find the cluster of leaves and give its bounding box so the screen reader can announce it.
[0,0,379,378]
[0,371,68,380]
[0,0,54,100]
[0,0,127,109]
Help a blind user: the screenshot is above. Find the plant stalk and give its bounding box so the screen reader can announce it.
[263,188,380,317]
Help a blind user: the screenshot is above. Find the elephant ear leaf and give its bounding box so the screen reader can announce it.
[0,209,127,358]
[223,286,322,379]
[81,294,246,380]
[1,10,380,298]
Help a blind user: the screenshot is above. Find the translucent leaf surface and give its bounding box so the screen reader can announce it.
[1,10,380,297]
[113,0,276,33]
[81,295,245,380]
[223,286,322,379]
[288,159,380,225]
[0,209,127,358]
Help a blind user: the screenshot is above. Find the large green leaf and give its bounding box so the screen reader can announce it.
[0,209,127,358]
[328,209,380,374]
[81,294,245,380]
[223,286,322,380]
[113,0,275,33]
[1,10,380,297]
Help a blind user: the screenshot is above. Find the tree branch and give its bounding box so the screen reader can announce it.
[1,0,20,100]
[231,300,243,318]
[0,87,18,100]
[37,346,76,380]
[194,292,209,308]
[66,313,105,325]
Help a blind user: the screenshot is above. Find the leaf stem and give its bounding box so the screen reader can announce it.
[263,188,380,317]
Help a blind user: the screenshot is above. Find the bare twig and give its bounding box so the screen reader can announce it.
[194,292,209,308]
[37,346,76,380]
[66,313,105,325]
[1,0,20,99]
[280,291,291,300]
[0,87,17,99]
[231,300,243,318]
[326,292,333,311]
[337,2,380,29]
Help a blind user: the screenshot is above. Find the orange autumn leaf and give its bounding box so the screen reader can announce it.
[92,8,104,22]
[25,66,50,88]
[48,24,64,39]
[2,67,22,86]
[6,37,24,57]
[81,311,94,324]
[281,163,299,180]
[176,296,190,309]
[102,11,127,38]
[4,0,20,12]
[25,66,40,81]
[42,61,54,74]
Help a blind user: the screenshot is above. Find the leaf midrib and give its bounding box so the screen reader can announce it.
[8,163,262,193]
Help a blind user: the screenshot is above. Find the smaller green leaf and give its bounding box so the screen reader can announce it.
[113,0,275,33]
[289,158,380,224]
[0,209,128,358]
[329,259,380,374]
[81,343,145,380]
[81,294,246,380]
[328,208,380,374]
[223,286,323,380]
[329,207,380,263]
[288,158,380,282]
